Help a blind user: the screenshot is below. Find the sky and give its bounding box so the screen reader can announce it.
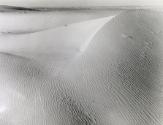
[0,0,163,7]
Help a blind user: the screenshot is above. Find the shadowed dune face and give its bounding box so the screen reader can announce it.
[64,10,163,125]
[0,10,163,125]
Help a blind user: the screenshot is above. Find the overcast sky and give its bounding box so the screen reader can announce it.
[0,0,163,7]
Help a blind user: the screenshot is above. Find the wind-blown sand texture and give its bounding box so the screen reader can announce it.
[0,7,163,125]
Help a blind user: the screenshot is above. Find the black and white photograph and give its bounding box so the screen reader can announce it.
[0,0,163,125]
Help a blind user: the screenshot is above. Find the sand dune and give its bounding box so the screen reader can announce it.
[0,10,163,125]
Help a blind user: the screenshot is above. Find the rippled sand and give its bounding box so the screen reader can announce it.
[0,8,163,125]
